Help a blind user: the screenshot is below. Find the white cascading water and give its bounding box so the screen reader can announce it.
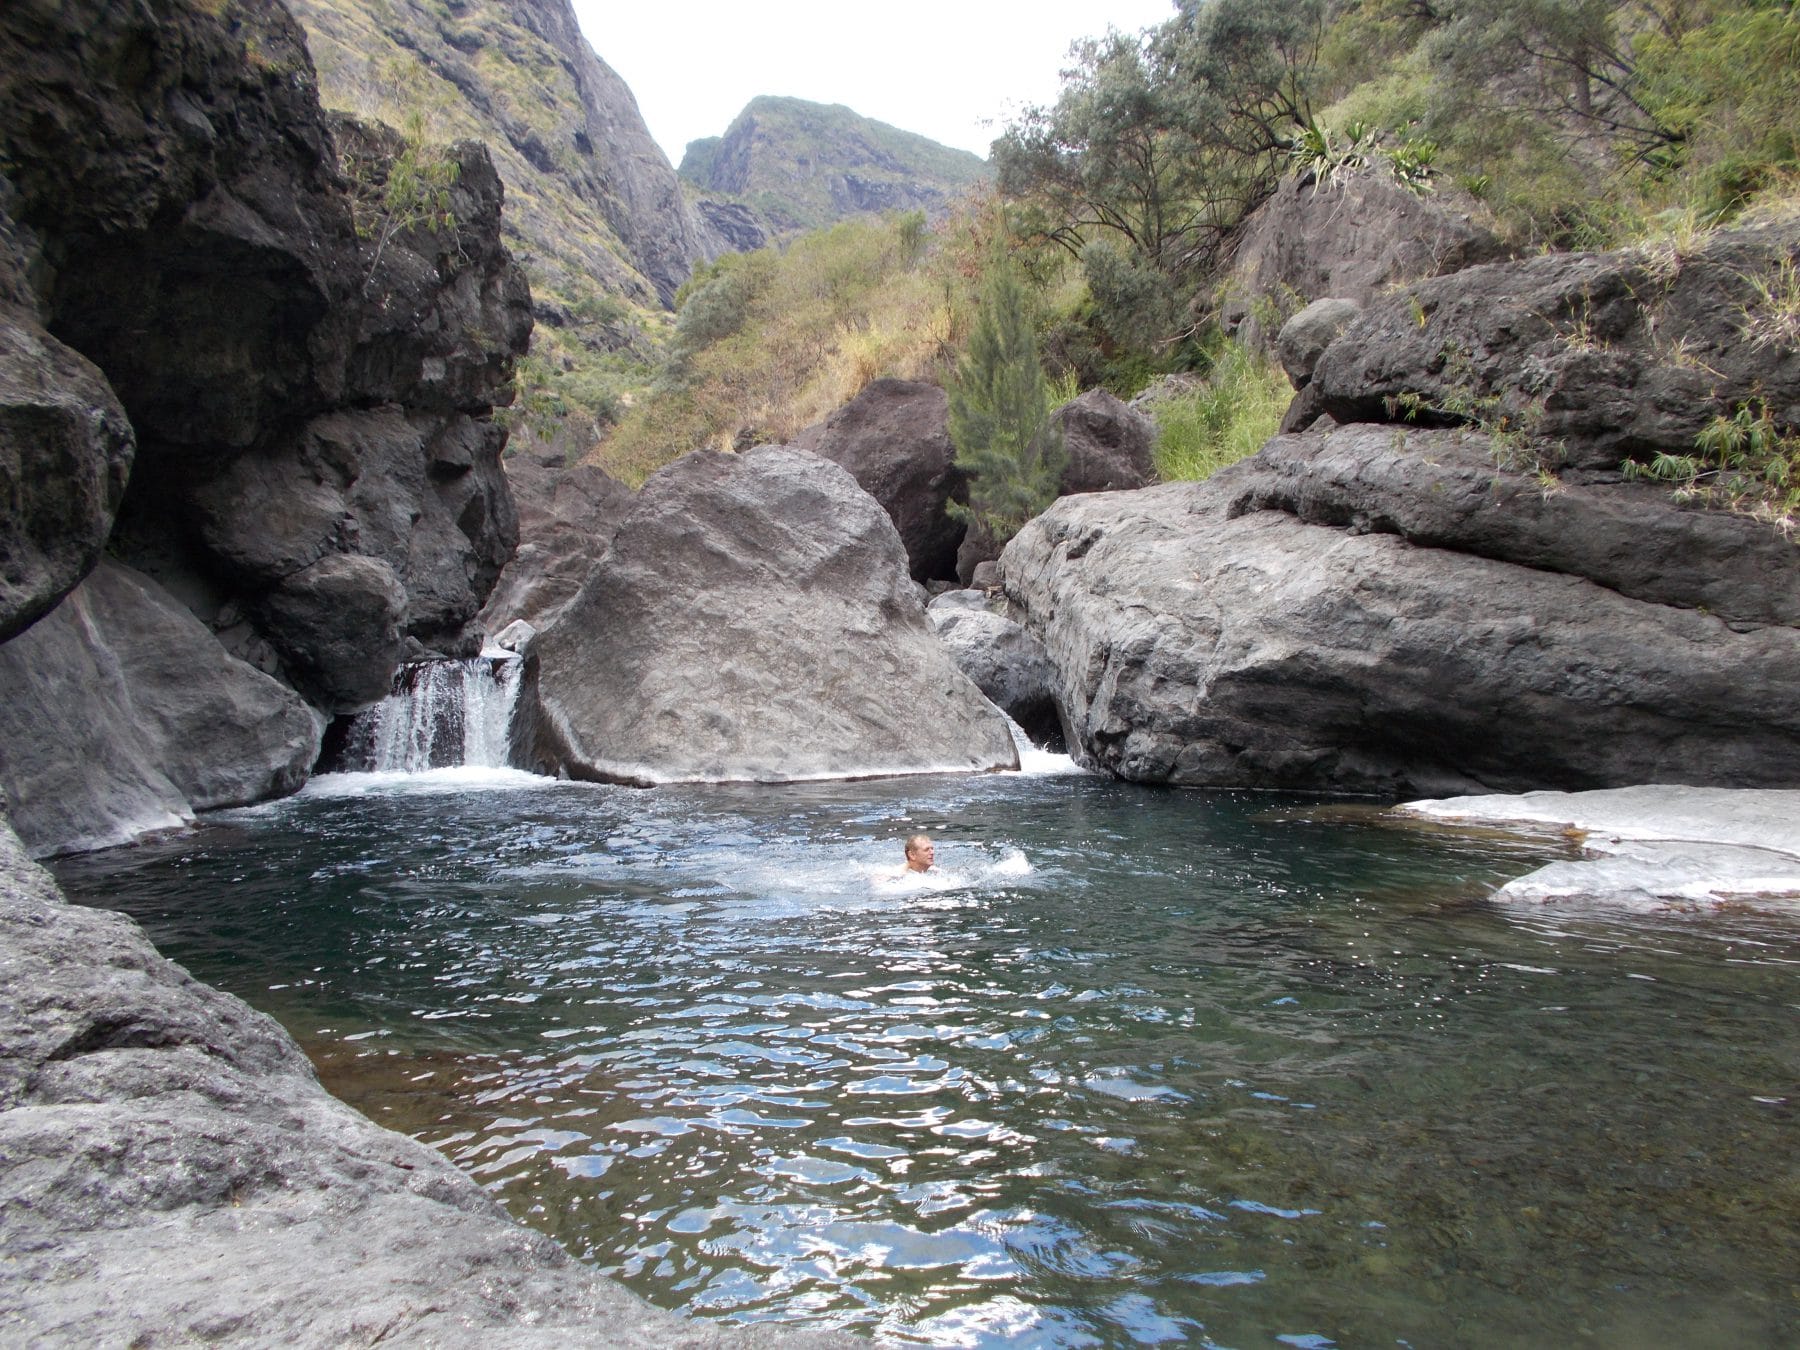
[341,651,524,771]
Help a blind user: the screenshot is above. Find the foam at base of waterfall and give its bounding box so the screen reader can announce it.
[302,766,551,798]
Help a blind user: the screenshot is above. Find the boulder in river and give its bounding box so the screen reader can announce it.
[1001,424,1800,797]
[530,445,1017,784]
[927,591,1065,751]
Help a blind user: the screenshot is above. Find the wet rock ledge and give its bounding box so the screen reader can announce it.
[0,819,848,1348]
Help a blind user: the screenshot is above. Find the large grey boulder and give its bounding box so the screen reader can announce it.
[1304,220,1800,472]
[1222,165,1505,352]
[0,305,134,642]
[531,445,1017,784]
[795,378,967,583]
[927,592,1064,751]
[0,818,851,1348]
[1001,438,1800,797]
[478,451,635,635]
[0,561,321,858]
[1276,298,1363,389]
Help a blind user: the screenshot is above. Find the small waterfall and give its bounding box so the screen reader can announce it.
[336,653,524,772]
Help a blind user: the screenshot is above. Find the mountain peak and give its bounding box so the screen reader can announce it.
[678,95,989,234]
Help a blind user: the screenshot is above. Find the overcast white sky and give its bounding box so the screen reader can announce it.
[567,1,1178,167]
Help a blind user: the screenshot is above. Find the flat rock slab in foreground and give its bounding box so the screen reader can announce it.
[1401,786,1800,910]
[0,819,853,1348]
[533,445,1016,784]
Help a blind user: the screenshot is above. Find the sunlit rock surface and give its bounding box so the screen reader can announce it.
[1402,786,1800,909]
[531,446,1017,784]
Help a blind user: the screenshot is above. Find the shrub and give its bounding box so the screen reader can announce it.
[946,259,1067,545]
[1151,338,1292,482]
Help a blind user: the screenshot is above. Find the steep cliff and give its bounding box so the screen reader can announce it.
[288,0,721,308]
[680,96,990,235]
[0,0,529,854]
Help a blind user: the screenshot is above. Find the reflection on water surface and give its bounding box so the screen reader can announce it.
[55,770,1800,1347]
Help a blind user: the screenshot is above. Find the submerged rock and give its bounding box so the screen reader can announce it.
[0,817,854,1347]
[530,445,1017,784]
[0,560,321,858]
[1402,786,1800,909]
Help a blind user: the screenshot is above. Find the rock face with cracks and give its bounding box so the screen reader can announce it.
[1299,220,1800,471]
[0,0,530,714]
[1002,440,1800,797]
[0,818,856,1348]
[530,445,1017,784]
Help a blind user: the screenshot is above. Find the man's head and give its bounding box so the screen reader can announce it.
[904,834,934,872]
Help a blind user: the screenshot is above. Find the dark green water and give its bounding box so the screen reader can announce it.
[54,768,1800,1347]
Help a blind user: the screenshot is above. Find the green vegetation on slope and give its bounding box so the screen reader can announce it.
[593,1,1799,520]
[599,209,982,484]
[288,0,686,453]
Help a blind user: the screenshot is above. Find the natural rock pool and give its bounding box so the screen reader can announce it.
[53,767,1798,1347]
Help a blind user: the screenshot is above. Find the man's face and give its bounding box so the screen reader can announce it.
[907,840,934,871]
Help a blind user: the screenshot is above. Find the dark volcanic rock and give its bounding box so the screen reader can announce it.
[531,445,1016,784]
[0,818,854,1348]
[1306,221,1800,471]
[479,451,636,634]
[1223,166,1505,352]
[0,305,135,642]
[1002,453,1800,797]
[0,561,321,858]
[1277,298,1362,389]
[1056,389,1156,494]
[254,552,410,710]
[0,0,530,715]
[927,592,1064,751]
[796,378,966,582]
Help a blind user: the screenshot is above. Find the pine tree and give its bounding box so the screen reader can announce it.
[946,261,1067,547]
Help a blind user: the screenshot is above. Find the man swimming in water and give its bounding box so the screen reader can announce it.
[903,834,935,873]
